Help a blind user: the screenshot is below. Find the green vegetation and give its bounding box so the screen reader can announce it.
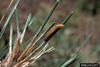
[0,0,99,67]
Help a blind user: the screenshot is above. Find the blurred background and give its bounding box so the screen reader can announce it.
[0,0,100,67]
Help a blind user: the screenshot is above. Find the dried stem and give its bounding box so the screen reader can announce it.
[17,22,55,62]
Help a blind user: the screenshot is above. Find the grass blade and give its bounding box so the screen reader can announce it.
[17,22,55,62]
[0,45,9,59]
[9,24,13,54]
[20,14,31,43]
[15,8,20,35]
[61,32,93,67]
[62,11,74,24]
[75,32,93,54]
[0,0,14,24]
[61,55,77,67]
[32,0,59,41]
[0,0,20,39]
[28,17,36,27]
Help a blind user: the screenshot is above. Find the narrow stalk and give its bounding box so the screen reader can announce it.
[62,11,74,24]
[15,8,20,35]
[9,24,13,55]
[61,55,77,67]
[0,0,20,39]
[20,14,31,43]
[28,17,36,27]
[0,0,14,24]
[60,32,93,67]
[15,42,49,66]
[17,22,55,62]
[0,45,9,59]
[75,32,93,55]
[31,0,59,41]
[28,42,46,58]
